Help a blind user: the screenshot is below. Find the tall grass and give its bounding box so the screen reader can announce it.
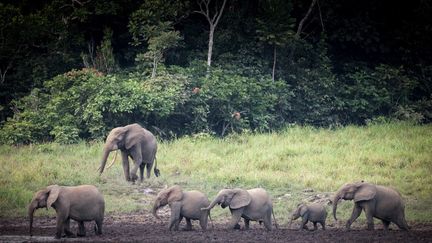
[0,122,431,224]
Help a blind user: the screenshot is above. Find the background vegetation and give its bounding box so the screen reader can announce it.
[1,0,432,143]
[1,122,431,224]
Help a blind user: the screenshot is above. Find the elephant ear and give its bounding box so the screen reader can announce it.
[46,185,60,208]
[354,183,377,202]
[229,189,251,209]
[299,204,308,216]
[167,185,183,204]
[125,124,145,150]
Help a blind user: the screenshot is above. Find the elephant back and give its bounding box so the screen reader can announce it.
[307,203,327,221]
[181,191,210,219]
[375,185,405,212]
[247,188,271,206]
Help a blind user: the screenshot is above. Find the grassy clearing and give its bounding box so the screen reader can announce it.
[0,122,431,225]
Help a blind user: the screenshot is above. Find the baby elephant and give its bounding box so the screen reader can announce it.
[289,203,327,231]
[28,185,105,239]
[152,185,211,231]
[201,188,277,230]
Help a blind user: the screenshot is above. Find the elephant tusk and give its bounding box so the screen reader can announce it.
[106,151,118,169]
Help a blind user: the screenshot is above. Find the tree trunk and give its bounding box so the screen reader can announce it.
[207,24,215,74]
[195,0,227,74]
[151,54,157,78]
[295,0,317,39]
[288,0,317,65]
[272,45,277,81]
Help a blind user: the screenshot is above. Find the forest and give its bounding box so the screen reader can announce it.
[1,0,431,144]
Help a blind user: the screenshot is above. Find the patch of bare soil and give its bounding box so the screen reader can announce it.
[1,213,431,243]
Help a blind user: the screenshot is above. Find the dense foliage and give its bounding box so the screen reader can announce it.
[1,0,431,144]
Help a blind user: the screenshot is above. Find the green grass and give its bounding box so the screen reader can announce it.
[0,122,431,225]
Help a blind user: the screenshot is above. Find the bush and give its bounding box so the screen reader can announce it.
[339,64,418,124]
[283,40,340,126]
[163,66,293,136]
[0,68,188,144]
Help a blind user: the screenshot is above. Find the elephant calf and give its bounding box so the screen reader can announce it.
[333,181,409,230]
[202,188,277,230]
[28,185,105,239]
[153,185,211,231]
[289,203,327,230]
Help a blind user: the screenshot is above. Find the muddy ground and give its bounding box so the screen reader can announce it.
[1,212,431,243]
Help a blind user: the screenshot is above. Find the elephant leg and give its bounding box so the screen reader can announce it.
[77,221,86,237]
[169,203,181,231]
[55,213,68,239]
[175,216,183,231]
[184,218,193,231]
[263,210,272,231]
[300,217,309,231]
[382,219,390,231]
[346,204,362,230]
[121,151,131,181]
[363,205,374,230]
[244,218,250,230]
[320,221,326,230]
[63,218,75,237]
[145,161,153,178]
[312,222,318,231]
[139,163,145,182]
[199,213,208,230]
[95,218,103,235]
[228,209,244,229]
[129,146,142,182]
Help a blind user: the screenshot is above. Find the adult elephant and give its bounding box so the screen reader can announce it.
[28,185,104,239]
[98,123,159,182]
[333,181,409,230]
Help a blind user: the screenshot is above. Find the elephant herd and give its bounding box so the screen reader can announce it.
[27,124,410,239]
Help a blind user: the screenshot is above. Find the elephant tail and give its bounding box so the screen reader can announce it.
[153,156,160,177]
[272,208,279,229]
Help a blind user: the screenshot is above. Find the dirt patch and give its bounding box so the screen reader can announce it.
[1,213,431,242]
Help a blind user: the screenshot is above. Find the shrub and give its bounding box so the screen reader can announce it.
[182,68,292,135]
[339,64,419,124]
[0,68,189,144]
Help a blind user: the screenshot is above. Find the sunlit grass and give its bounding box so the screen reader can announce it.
[0,122,431,225]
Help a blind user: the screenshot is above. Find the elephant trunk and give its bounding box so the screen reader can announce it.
[152,201,161,220]
[288,217,293,228]
[28,201,37,236]
[201,194,222,211]
[332,192,342,221]
[98,147,111,175]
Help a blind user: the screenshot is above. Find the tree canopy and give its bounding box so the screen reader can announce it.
[0,0,431,144]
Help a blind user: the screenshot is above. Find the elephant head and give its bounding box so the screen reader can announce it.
[98,124,145,175]
[202,188,251,211]
[332,181,377,220]
[152,185,183,220]
[288,203,307,227]
[28,185,60,236]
